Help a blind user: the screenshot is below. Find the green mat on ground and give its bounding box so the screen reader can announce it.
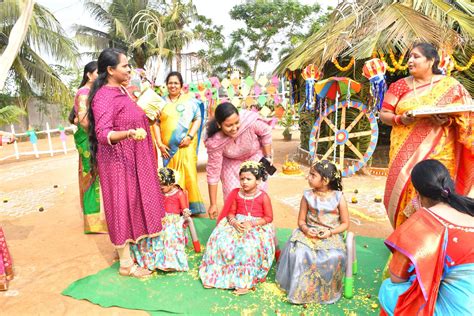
[62,218,389,315]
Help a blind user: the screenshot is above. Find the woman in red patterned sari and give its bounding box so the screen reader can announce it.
[380,42,473,229]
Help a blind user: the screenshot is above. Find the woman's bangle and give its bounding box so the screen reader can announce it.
[126,129,132,139]
[393,115,403,126]
[445,117,454,127]
[251,219,258,227]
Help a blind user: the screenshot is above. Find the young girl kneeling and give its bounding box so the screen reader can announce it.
[199,161,275,295]
[276,160,349,304]
[131,168,191,272]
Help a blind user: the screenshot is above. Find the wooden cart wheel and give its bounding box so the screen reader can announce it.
[309,100,378,177]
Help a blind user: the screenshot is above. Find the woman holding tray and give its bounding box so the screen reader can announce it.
[380,42,473,230]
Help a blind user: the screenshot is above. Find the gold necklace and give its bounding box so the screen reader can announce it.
[240,189,256,216]
[412,76,434,98]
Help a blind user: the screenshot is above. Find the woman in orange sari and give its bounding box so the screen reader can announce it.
[380,42,473,229]
[379,160,474,316]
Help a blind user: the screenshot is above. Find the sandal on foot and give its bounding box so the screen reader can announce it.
[0,276,8,291]
[119,264,153,279]
[233,288,251,295]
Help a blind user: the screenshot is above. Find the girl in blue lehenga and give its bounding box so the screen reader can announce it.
[276,160,350,304]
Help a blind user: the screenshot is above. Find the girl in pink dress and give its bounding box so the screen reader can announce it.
[131,167,191,272]
[88,48,166,278]
[199,161,275,295]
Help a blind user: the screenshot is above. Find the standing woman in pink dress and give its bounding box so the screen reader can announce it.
[88,48,166,278]
[205,102,274,220]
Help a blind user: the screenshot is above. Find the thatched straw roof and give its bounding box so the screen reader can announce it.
[275,0,473,74]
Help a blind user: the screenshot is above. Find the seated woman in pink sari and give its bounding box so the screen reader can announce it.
[0,131,15,291]
[0,227,13,291]
[379,160,474,316]
[204,102,273,219]
[380,42,473,229]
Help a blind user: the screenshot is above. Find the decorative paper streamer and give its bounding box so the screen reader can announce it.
[220,78,230,89]
[245,76,255,87]
[189,83,198,93]
[240,84,251,97]
[231,97,241,107]
[209,77,220,88]
[245,96,254,107]
[257,75,268,87]
[271,75,279,86]
[362,58,387,111]
[253,84,261,97]
[257,95,267,106]
[227,86,235,98]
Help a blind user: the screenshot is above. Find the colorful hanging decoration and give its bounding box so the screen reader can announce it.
[26,129,38,144]
[438,50,454,75]
[286,70,298,105]
[301,64,323,111]
[362,58,387,111]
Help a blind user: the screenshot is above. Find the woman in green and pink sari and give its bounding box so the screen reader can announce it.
[72,61,108,234]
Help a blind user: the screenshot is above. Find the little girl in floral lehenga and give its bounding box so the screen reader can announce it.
[199,161,275,295]
[130,168,191,272]
[276,160,349,304]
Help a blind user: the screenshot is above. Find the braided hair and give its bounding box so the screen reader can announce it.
[411,159,474,216]
[87,48,125,175]
[311,160,343,191]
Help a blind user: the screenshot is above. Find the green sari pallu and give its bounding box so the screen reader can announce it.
[74,125,108,234]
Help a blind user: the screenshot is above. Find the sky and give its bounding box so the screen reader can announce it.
[37,0,339,77]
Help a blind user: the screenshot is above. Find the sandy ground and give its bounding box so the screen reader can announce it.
[0,129,393,315]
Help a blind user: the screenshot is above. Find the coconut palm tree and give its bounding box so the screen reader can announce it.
[0,0,78,104]
[75,0,198,73]
[0,105,26,125]
[74,0,159,68]
[156,0,198,71]
[204,41,252,77]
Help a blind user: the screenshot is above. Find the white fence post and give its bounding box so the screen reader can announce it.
[46,122,54,157]
[11,124,20,159]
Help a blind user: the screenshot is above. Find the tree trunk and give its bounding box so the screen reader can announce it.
[0,0,35,90]
[176,50,182,73]
[252,60,259,78]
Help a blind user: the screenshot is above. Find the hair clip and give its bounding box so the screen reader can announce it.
[240,160,262,170]
[441,188,450,198]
